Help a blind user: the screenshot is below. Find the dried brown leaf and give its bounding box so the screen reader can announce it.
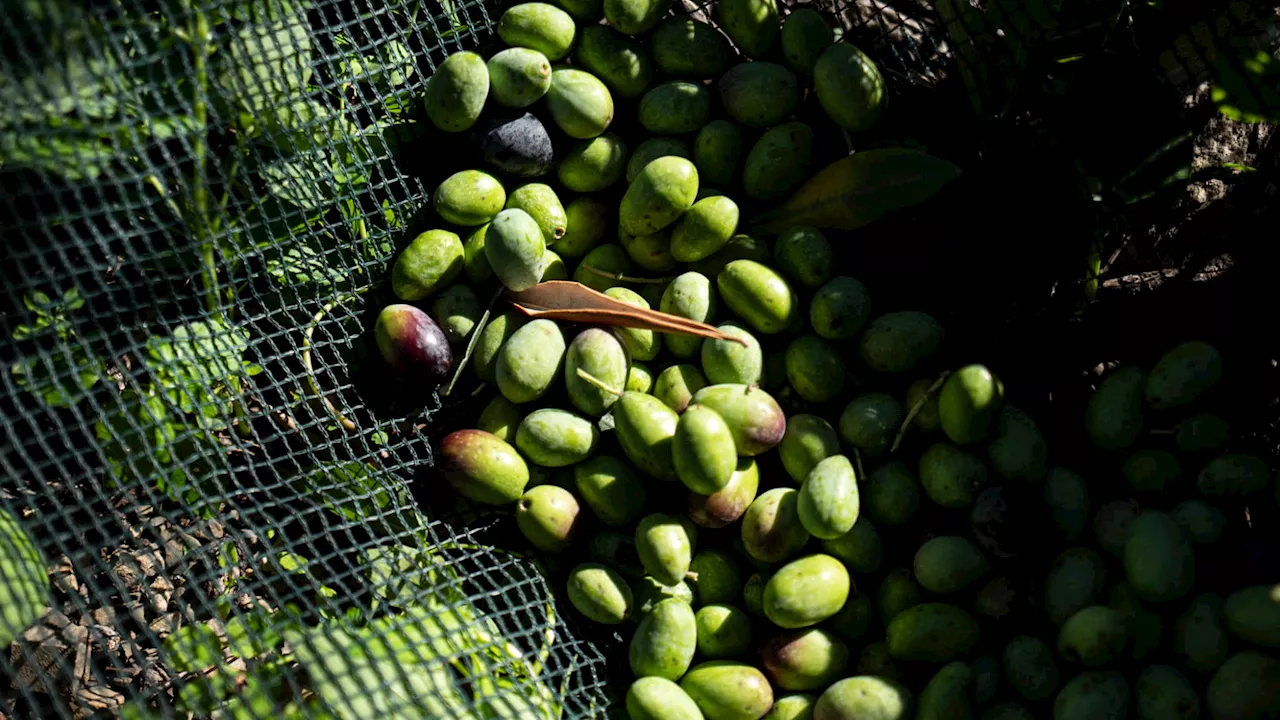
[507,281,746,345]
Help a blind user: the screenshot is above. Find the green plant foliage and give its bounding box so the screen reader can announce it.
[362,544,456,612]
[225,607,296,660]
[86,319,265,507]
[288,601,562,720]
[289,618,476,718]
[1212,49,1280,123]
[218,676,280,720]
[8,287,103,409]
[332,35,416,88]
[163,623,224,673]
[266,245,348,287]
[299,462,427,535]
[97,387,181,482]
[144,535,564,719]
[144,319,262,423]
[216,16,314,111]
[0,509,49,647]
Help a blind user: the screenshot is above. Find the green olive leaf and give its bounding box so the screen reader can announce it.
[748,148,963,233]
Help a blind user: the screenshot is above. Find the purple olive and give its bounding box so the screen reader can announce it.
[374,304,452,384]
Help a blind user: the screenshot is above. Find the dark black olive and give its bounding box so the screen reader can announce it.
[476,112,555,178]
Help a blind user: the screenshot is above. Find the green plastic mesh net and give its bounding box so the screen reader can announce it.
[0,0,1274,717]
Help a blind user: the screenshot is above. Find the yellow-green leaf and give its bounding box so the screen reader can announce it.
[163,623,223,673]
[749,148,962,234]
[0,508,48,646]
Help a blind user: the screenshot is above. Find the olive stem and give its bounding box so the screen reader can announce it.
[853,448,866,485]
[177,3,254,438]
[575,367,624,397]
[184,1,217,318]
[444,287,504,397]
[580,265,669,285]
[438,540,531,558]
[890,371,951,454]
[301,290,372,432]
[143,174,184,224]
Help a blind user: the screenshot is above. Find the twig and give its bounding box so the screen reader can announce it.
[580,265,668,284]
[174,3,257,439]
[1099,263,1232,291]
[180,0,217,318]
[301,295,362,432]
[143,175,184,222]
[890,371,950,453]
[444,288,503,397]
[215,154,244,217]
[1099,0,1134,51]
[560,653,581,708]
[230,379,252,439]
[575,367,624,397]
[853,448,866,484]
[678,0,711,23]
